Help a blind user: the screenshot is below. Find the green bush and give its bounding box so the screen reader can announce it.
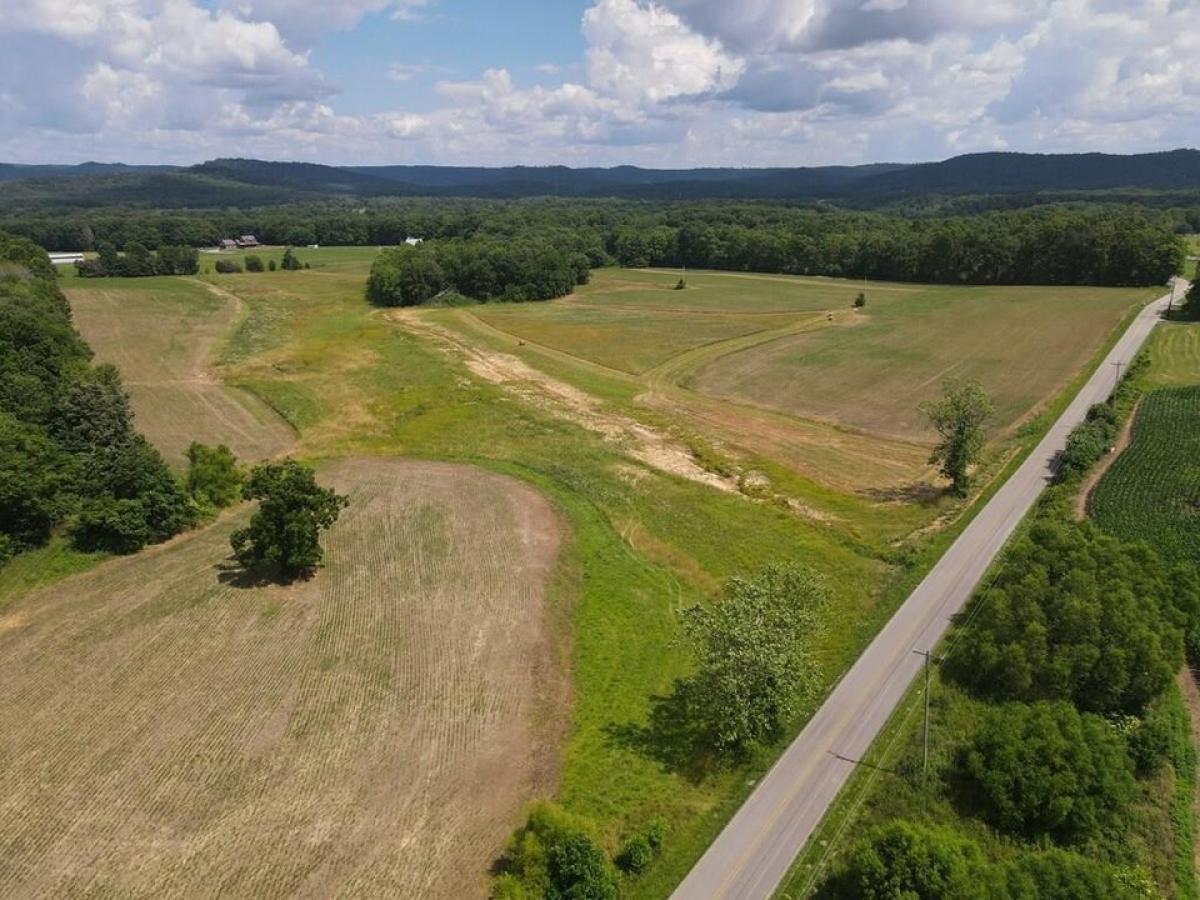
[1059,403,1119,477]
[73,496,152,554]
[214,258,241,274]
[821,820,988,899]
[998,850,1155,899]
[958,701,1135,844]
[244,254,264,272]
[268,258,277,271]
[821,822,1150,900]
[617,819,666,874]
[1127,698,1174,776]
[499,803,616,900]
[186,442,242,509]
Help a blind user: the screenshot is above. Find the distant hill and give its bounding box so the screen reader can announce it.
[846,149,1200,197]
[0,150,1197,210]
[189,158,409,197]
[345,162,907,198]
[0,162,176,183]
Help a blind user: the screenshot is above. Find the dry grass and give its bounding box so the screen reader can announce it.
[66,278,294,468]
[0,458,564,899]
[690,282,1151,442]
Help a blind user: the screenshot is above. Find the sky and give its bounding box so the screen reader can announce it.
[1,0,1198,167]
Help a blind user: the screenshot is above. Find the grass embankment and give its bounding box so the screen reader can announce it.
[780,323,1200,900]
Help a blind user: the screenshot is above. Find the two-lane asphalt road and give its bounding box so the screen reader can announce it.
[671,285,1179,900]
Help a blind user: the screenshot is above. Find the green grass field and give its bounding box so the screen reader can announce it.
[1148,321,1200,387]
[688,281,1151,441]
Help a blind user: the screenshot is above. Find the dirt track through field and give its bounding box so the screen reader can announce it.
[393,310,740,493]
[0,458,564,899]
[66,281,294,468]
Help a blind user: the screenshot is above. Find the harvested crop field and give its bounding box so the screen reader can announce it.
[66,278,294,468]
[0,458,564,899]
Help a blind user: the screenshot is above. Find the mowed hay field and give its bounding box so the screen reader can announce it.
[1146,320,1200,387]
[66,277,294,468]
[687,279,1154,441]
[0,458,564,899]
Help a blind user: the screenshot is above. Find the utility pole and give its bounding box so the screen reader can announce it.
[913,649,940,783]
[1112,360,1124,394]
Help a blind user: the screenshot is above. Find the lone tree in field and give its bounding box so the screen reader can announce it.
[921,379,993,496]
[231,458,348,577]
[681,564,827,753]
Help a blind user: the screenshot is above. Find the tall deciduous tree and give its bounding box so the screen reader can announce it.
[231,459,348,576]
[681,564,827,753]
[920,379,993,495]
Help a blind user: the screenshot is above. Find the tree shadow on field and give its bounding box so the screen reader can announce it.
[603,678,725,783]
[214,556,314,589]
[863,481,945,506]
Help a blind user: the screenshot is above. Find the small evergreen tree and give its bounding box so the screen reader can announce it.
[280,247,302,270]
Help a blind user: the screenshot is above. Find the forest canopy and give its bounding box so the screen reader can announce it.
[3,200,1184,289]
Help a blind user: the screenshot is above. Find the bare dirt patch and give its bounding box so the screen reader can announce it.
[393,310,739,494]
[0,458,564,899]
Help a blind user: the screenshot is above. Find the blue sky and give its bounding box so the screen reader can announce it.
[311,1,589,116]
[1,1,1197,167]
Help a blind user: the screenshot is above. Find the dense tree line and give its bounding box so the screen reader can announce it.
[0,233,196,558]
[366,238,590,306]
[3,199,1183,288]
[944,521,1197,715]
[75,241,198,277]
[820,820,1155,899]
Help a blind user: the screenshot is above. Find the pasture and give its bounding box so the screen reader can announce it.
[66,277,294,468]
[0,458,564,899]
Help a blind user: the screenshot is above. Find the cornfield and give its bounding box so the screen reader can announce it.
[1091,386,1200,566]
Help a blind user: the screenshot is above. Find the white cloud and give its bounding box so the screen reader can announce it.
[2,0,1200,167]
[582,0,744,104]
